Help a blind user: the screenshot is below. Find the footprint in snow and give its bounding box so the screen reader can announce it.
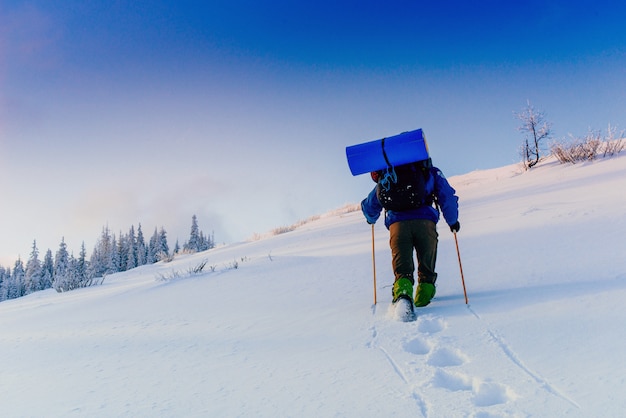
[403,336,432,355]
[427,346,467,367]
[431,369,473,392]
[472,379,517,407]
[431,371,517,408]
[417,315,445,334]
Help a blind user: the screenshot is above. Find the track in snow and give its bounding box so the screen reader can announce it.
[368,301,581,417]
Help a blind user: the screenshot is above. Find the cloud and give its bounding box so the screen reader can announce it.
[69,168,239,249]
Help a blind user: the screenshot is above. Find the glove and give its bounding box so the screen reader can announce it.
[450,221,460,233]
[361,199,379,225]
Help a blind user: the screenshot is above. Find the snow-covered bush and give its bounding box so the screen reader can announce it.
[550,126,625,164]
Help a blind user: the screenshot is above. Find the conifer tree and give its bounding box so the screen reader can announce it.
[117,231,128,272]
[9,258,26,299]
[25,240,42,294]
[68,253,78,289]
[110,234,120,273]
[159,227,170,256]
[183,215,214,253]
[90,226,115,278]
[76,242,88,286]
[0,266,7,301]
[147,227,159,264]
[53,238,71,292]
[145,227,170,262]
[41,249,54,290]
[136,223,147,266]
[126,225,137,270]
[184,215,201,253]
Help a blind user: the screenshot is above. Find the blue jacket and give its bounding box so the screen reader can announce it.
[361,167,459,229]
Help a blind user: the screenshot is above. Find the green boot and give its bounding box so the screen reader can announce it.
[414,282,436,307]
[392,277,414,303]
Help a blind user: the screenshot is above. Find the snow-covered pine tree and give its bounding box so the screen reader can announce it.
[158,227,170,260]
[117,231,128,272]
[24,240,42,294]
[126,225,137,271]
[147,227,159,264]
[40,249,54,290]
[184,215,201,253]
[0,265,7,301]
[136,223,147,266]
[198,231,215,251]
[1,261,18,300]
[182,215,214,253]
[110,234,120,273]
[9,258,26,299]
[76,242,89,287]
[53,238,71,292]
[67,253,78,290]
[89,226,116,279]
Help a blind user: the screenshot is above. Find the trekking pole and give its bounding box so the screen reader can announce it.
[371,223,377,305]
[453,231,469,304]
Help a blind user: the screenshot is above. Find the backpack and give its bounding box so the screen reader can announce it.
[374,161,431,211]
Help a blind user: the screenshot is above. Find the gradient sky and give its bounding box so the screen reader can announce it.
[2,0,626,265]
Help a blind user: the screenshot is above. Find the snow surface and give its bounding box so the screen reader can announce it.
[2,155,626,417]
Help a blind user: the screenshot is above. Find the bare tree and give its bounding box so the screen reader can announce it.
[515,101,552,169]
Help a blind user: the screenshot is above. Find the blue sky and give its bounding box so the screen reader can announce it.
[1,0,626,264]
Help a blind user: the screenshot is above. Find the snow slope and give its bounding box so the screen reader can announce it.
[1,155,625,417]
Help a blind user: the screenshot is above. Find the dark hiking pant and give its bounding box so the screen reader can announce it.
[389,219,438,285]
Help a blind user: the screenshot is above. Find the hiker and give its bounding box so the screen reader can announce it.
[361,158,460,307]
